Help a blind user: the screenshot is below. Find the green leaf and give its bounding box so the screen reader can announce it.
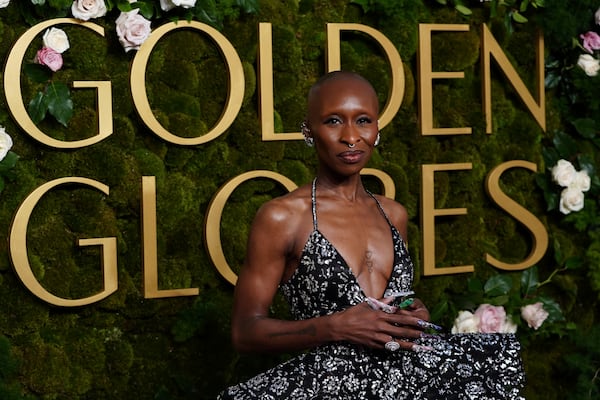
[541,146,559,170]
[577,154,596,176]
[537,296,564,323]
[520,0,529,12]
[45,82,73,127]
[545,71,562,89]
[0,152,19,171]
[435,0,448,4]
[521,266,539,296]
[487,295,510,306]
[24,63,52,84]
[235,0,259,14]
[134,1,155,19]
[511,10,528,23]
[553,130,579,159]
[0,176,4,193]
[564,256,583,270]
[28,91,48,124]
[572,118,596,139]
[484,275,512,297]
[455,5,472,15]
[31,0,46,4]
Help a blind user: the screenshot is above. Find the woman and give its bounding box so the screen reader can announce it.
[219,71,525,399]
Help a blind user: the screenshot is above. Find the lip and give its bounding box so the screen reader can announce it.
[337,150,364,163]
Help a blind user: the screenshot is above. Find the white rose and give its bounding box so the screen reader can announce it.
[500,316,518,334]
[0,125,14,162]
[115,9,152,53]
[159,0,196,11]
[451,311,480,333]
[0,0,9,9]
[551,159,576,187]
[596,7,600,25]
[43,27,70,54]
[559,187,585,214]
[577,54,600,77]
[570,170,591,192]
[521,302,549,330]
[71,0,107,21]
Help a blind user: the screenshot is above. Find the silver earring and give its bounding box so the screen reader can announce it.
[374,132,381,147]
[301,121,314,147]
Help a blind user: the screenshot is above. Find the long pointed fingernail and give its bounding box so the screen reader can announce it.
[420,332,440,339]
[412,344,435,352]
[417,320,443,331]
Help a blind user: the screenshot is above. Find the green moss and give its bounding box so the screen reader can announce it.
[0,3,596,399]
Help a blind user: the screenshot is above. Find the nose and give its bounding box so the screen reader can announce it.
[341,124,360,147]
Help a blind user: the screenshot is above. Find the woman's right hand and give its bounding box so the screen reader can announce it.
[329,301,430,351]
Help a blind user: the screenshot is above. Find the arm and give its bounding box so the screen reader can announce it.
[231,198,338,353]
[231,196,434,354]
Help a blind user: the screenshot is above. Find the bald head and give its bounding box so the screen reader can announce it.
[306,71,378,125]
[307,71,376,107]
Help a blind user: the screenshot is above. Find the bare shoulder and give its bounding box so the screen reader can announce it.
[249,184,313,247]
[372,194,409,238]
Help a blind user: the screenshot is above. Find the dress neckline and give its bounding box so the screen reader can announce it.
[306,177,400,298]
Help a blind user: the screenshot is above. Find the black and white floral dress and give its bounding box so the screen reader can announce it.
[219,180,525,399]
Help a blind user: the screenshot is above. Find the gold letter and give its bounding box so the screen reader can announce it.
[327,23,404,130]
[205,171,298,285]
[9,177,118,306]
[131,21,244,145]
[421,163,474,276]
[361,168,396,199]
[418,24,471,136]
[481,25,545,133]
[141,176,199,298]
[4,19,111,148]
[485,160,548,270]
[257,23,296,141]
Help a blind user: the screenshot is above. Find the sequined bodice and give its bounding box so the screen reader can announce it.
[279,179,414,320]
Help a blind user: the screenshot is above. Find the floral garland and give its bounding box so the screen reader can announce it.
[577,8,600,77]
[430,2,600,340]
[0,0,258,189]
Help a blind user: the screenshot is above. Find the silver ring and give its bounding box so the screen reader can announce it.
[348,143,355,148]
[384,340,400,352]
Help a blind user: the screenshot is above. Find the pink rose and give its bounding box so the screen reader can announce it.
[521,302,549,330]
[474,304,507,333]
[115,9,152,52]
[580,31,600,53]
[35,47,64,72]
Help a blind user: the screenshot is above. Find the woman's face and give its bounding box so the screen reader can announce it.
[307,76,379,177]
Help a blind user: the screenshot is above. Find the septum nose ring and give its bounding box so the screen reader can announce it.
[348,143,356,148]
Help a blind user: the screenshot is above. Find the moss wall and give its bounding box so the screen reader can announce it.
[0,1,598,399]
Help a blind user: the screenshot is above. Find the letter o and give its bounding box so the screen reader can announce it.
[205,171,297,285]
[131,21,245,145]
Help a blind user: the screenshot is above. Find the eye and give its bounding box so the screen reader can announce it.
[357,117,373,126]
[324,117,342,125]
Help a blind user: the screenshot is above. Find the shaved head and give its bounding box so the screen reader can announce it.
[307,71,376,108]
[306,71,378,125]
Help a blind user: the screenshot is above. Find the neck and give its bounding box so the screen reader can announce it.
[314,175,366,202]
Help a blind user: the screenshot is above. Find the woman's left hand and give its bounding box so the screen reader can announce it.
[397,298,430,322]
